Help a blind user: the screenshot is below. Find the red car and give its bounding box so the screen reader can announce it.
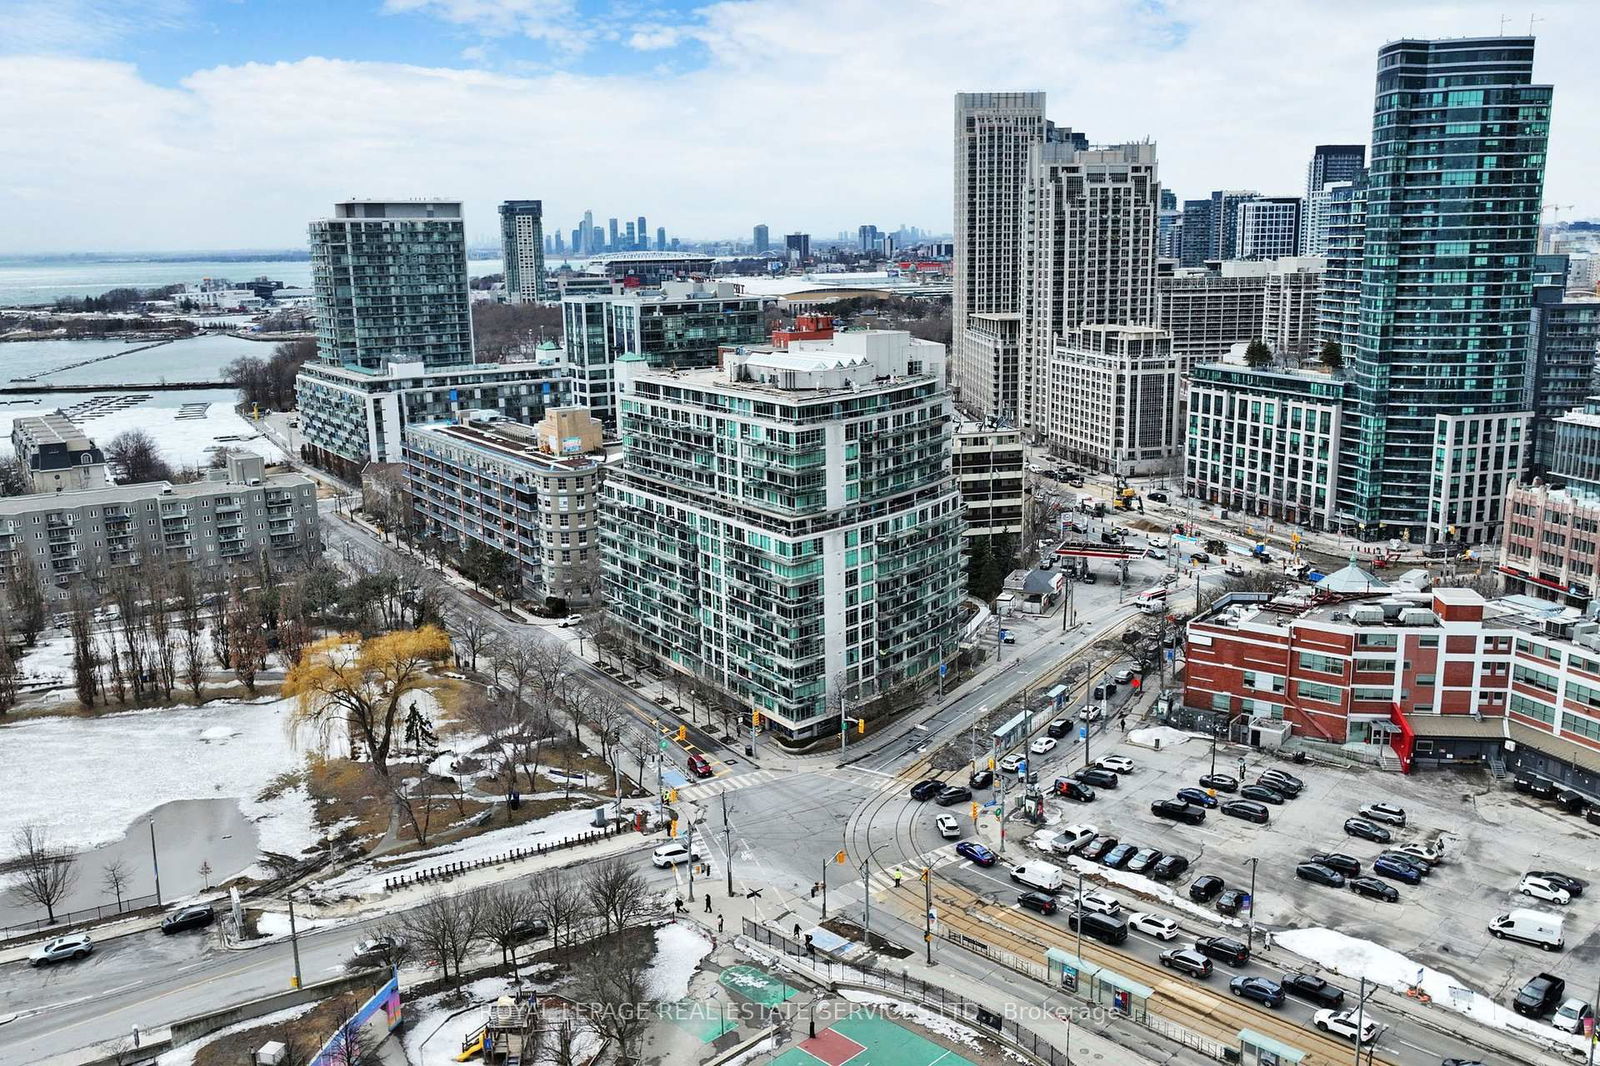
[687,754,713,778]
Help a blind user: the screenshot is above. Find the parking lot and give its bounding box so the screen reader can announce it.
[1004,726,1600,1020]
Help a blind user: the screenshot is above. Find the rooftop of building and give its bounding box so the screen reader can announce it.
[302,359,569,383]
[406,418,599,471]
[330,200,463,219]
[629,329,942,399]
[12,412,96,451]
[0,465,309,517]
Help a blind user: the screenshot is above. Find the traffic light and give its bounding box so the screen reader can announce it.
[669,819,678,836]
[921,867,930,883]
[1131,677,1141,690]
[970,802,979,820]
[857,717,866,735]
[677,725,687,742]
[987,756,996,770]
[834,850,848,864]
[752,710,762,727]
[667,787,678,803]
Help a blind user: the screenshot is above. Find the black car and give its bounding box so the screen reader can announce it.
[1150,854,1191,882]
[1295,862,1347,888]
[1216,888,1247,916]
[1176,787,1220,808]
[1308,853,1362,877]
[1056,779,1096,803]
[1258,769,1305,796]
[909,779,944,801]
[1188,874,1225,903]
[511,916,551,941]
[1076,767,1119,789]
[1515,777,1559,800]
[1191,551,1212,565]
[1281,972,1346,1008]
[161,905,215,935]
[1220,799,1270,824]
[1151,798,1206,825]
[1198,773,1239,793]
[1557,789,1589,814]
[1147,491,1169,503]
[969,769,995,790]
[1349,876,1400,902]
[1081,571,1098,585]
[1046,718,1073,739]
[1018,891,1058,915]
[1376,851,1431,878]
[1079,835,1119,862]
[1342,817,1392,843]
[1194,935,1250,966]
[1101,843,1139,869]
[1528,870,1587,897]
[936,785,973,807]
[1126,847,1164,875]
[1158,947,1213,978]
[1239,784,1286,805]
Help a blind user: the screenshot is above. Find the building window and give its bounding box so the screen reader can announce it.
[1296,652,1343,675]
[1513,664,1559,693]
[1357,633,1398,648]
[1509,693,1556,725]
[1296,680,1341,703]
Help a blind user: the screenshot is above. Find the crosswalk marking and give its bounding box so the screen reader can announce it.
[674,767,792,803]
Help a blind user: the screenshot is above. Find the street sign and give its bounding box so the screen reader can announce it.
[1078,725,1087,739]
[939,662,948,677]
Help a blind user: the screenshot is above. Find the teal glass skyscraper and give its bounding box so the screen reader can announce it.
[1338,37,1551,545]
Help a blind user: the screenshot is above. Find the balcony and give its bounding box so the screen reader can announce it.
[163,535,192,549]
[160,506,188,520]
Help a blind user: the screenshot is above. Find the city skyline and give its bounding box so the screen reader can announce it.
[5,0,1599,253]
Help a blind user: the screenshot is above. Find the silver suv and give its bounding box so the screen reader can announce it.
[1359,802,1408,827]
[30,932,93,967]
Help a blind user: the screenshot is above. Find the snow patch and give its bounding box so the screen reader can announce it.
[1127,726,1207,749]
[837,992,990,1052]
[156,1000,319,1066]
[645,922,713,1001]
[1277,927,1587,1051]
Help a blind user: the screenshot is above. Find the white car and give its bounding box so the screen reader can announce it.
[999,753,1025,773]
[1519,874,1573,905]
[1079,704,1104,722]
[29,933,93,967]
[1030,736,1058,756]
[1553,998,1594,1034]
[1224,562,1246,576]
[1313,1008,1378,1044]
[936,814,961,839]
[1129,912,1178,940]
[1096,755,1135,774]
[1147,536,1168,549]
[1050,823,1099,856]
[651,839,710,868]
[1072,890,1123,916]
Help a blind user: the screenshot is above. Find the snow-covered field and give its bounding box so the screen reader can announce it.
[0,696,317,864]
[1277,927,1587,1052]
[645,923,713,1001]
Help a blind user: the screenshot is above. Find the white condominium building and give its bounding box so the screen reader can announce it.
[1049,324,1180,476]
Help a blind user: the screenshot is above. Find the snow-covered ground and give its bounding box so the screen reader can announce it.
[156,1001,319,1066]
[645,922,713,1001]
[402,978,510,1066]
[1127,726,1208,749]
[308,800,622,899]
[1277,927,1586,1052]
[0,390,286,472]
[0,696,317,864]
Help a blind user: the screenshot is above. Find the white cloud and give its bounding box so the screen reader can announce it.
[0,0,1596,252]
[3,0,192,53]
[383,0,588,51]
[628,25,683,51]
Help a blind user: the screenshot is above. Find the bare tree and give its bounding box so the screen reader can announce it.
[105,428,173,484]
[146,560,177,700]
[207,570,234,669]
[101,858,133,912]
[322,1014,369,1066]
[479,884,541,979]
[449,611,499,674]
[586,689,627,767]
[528,868,590,949]
[464,692,519,809]
[571,937,653,1063]
[620,726,653,797]
[9,826,79,924]
[0,609,18,716]
[7,551,47,647]
[275,578,312,671]
[67,585,99,709]
[582,857,652,935]
[174,567,207,700]
[511,701,555,795]
[227,588,267,694]
[394,890,484,991]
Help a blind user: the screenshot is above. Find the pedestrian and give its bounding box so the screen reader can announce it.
[810,881,819,899]
[675,896,686,914]
[892,867,904,889]
[718,914,725,933]
[793,922,802,938]
[704,894,712,914]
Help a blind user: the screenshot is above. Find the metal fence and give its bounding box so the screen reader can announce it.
[381,824,622,891]
[742,921,1070,1066]
[2,891,162,943]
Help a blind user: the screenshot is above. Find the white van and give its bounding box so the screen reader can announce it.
[1489,908,1564,951]
[1009,860,1065,893]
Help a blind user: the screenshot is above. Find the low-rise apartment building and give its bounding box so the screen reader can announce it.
[10,413,109,493]
[1183,576,1600,796]
[403,415,603,606]
[0,452,318,601]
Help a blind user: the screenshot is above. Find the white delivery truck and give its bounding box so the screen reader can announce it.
[1489,908,1564,951]
[1009,860,1066,893]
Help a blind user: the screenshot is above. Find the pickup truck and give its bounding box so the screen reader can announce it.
[1512,972,1567,1017]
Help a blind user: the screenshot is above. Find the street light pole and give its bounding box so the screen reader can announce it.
[287,896,303,989]
[722,791,734,899]
[923,868,935,966]
[1246,857,1260,947]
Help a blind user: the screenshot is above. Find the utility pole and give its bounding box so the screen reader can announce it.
[1246,857,1260,947]
[287,896,303,989]
[861,858,872,946]
[687,822,696,903]
[722,792,734,898]
[821,856,829,919]
[923,868,935,965]
[148,821,162,906]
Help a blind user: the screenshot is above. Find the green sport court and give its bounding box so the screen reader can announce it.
[770,1012,981,1066]
[719,965,799,1006]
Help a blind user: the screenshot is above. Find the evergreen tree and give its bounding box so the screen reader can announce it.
[1243,339,1273,368]
[1319,340,1345,370]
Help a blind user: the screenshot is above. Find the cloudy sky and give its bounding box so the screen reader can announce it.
[3,0,1595,253]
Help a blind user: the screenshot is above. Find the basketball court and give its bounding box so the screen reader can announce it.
[768,1011,982,1066]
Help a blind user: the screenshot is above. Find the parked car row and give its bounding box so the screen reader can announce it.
[1514,776,1599,825]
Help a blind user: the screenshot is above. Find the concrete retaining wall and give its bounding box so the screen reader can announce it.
[167,969,387,1047]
